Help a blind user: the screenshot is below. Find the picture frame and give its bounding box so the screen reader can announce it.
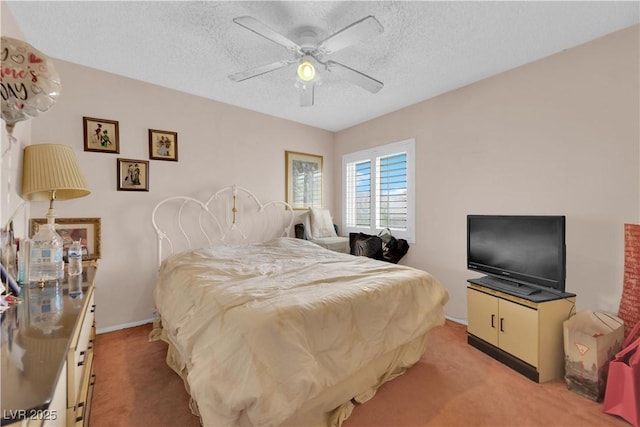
[117,158,149,191]
[83,116,120,153]
[29,217,101,260]
[285,151,323,209]
[149,129,178,161]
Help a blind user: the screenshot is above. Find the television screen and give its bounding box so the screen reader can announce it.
[467,215,566,293]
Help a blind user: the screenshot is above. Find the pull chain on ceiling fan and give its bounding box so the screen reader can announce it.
[228,15,384,107]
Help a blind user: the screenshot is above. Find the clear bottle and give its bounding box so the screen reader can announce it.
[2,228,17,280]
[67,240,83,277]
[17,239,30,286]
[29,223,64,283]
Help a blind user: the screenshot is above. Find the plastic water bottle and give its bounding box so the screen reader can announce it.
[17,239,30,286]
[2,230,17,280]
[68,241,83,277]
[29,223,64,283]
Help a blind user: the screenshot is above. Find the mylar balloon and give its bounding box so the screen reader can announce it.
[1,36,61,135]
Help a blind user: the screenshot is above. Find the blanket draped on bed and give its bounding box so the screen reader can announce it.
[153,237,448,427]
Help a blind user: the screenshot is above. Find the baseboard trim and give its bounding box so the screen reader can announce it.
[97,317,155,334]
[445,315,467,325]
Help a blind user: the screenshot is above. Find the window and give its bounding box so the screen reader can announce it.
[343,139,415,242]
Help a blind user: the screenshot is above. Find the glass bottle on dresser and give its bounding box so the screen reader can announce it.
[67,241,83,297]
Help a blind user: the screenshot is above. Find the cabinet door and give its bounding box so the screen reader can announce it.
[498,299,538,367]
[467,288,499,346]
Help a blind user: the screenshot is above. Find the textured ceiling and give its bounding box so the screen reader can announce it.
[5,1,639,132]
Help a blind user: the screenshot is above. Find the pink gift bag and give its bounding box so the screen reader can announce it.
[603,320,640,426]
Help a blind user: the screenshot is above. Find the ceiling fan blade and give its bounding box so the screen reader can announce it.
[229,59,296,82]
[300,83,314,107]
[318,16,384,55]
[233,16,302,54]
[326,60,383,94]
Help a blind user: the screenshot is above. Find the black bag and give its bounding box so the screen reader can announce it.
[378,228,397,255]
[349,230,409,263]
[349,232,383,260]
[384,239,409,264]
[378,228,409,264]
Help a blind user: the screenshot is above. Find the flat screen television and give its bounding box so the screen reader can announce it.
[467,215,566,294]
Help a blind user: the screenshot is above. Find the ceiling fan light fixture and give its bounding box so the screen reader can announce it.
[297,60,315,81]
[230,15,385,105]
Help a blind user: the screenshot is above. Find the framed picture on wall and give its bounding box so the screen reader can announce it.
[285,151,323,209]
[30,217,101,260]
[149,129,178,161]
[117,158,149,191]
[83,116,120,153]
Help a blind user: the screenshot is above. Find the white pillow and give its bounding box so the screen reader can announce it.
[310,208,338,239]
[303,213,313,240]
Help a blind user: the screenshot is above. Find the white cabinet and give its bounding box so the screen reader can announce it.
[467,284,575,382]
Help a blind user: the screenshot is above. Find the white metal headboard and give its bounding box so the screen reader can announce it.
[151,185,294,267]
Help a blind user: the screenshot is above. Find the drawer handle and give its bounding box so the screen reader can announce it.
[75,401,85,423]
[491,314,495,328]
[78,350,86,367]
[500,317,505,332]
[90,304,96,313]
[75,373,97,422]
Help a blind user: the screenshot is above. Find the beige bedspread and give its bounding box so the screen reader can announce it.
[153,237,448,427]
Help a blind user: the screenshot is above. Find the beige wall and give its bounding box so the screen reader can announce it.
[334,25,640,321]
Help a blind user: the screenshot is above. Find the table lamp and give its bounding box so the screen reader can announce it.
[21,144,90,223]
[21,144,90,284]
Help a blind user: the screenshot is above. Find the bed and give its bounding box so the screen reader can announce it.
[150,185,449,427]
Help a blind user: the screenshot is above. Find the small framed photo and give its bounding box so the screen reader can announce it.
[149,129,178,161]
[30,217,101,260]
[285,150,323,209]
[117,158,149,191]
[83,116,120,153]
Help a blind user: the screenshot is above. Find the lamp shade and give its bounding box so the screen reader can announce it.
[21,144,90,201]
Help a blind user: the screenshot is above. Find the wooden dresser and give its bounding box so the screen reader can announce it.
[1,266,97,426]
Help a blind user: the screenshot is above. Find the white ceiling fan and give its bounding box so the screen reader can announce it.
[228,15,384,107]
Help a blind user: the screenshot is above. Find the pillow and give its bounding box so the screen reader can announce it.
[303,213,313,240]
[310,208,338,239]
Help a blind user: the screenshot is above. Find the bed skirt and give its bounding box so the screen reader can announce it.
[150,318,431,427]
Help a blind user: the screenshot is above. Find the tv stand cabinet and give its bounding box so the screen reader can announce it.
[467,283,575,383]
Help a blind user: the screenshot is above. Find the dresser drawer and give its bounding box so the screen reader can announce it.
[69,352,94,427]
[67,287,95,417]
